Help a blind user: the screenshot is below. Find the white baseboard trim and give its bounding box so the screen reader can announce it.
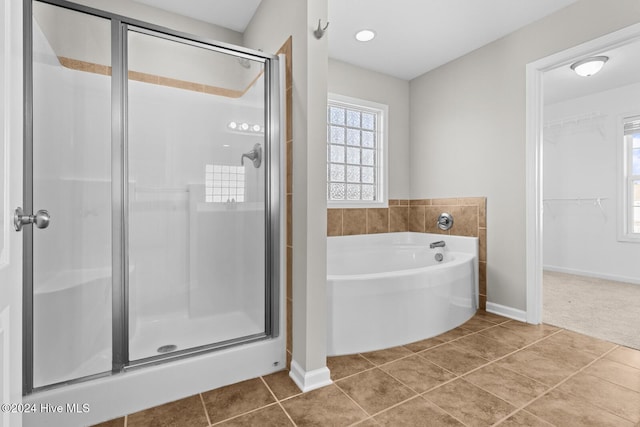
[486,302,527,323]
[289,360,332,393]
[543,265,640,286]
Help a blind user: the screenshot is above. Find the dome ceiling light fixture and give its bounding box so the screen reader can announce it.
[570,56,609,77]
[355,29,376,42]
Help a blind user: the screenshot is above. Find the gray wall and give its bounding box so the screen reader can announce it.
[409,0,640,311]
[245,0,330,375]
[328,59,411,199]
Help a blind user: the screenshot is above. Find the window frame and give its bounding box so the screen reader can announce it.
[327,93,388,208]
[618,114,640,242]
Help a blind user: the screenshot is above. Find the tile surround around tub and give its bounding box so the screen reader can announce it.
[327,197,488,309]
[277,38,293,366]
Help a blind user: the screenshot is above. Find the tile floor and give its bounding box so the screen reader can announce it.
[93,311,640,426]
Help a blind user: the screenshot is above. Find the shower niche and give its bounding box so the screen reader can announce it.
[25,0,282,394]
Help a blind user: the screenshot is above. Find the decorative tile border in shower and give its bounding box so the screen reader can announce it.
[57,56,256,98]
[327,197,487,309]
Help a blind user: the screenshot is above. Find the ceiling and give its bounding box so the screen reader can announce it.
[135,0,577,80]
[544,39,640,105]
[133,0,640,103]
[328,0,577,80]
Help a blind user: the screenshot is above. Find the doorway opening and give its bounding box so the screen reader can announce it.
[526,23,640,349]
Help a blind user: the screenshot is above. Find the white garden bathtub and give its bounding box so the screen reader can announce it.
[327,232,478,355]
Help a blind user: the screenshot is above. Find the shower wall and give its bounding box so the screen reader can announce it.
[33,17,267,383]
[32,14,114,386]
[127,77,265,323]
[544,82,640,284]
[33,18,111,280]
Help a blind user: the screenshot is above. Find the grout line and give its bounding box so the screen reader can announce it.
[209,402,282,426]
[202,378,290,427]
[198,393,212,427]
[281,406,298,427]
[421,390,478,427]
[363,387,470,427]
[338,320,520,425]
[340,375,411,418]
[278,401,298,427]
[552,345,640,423]
[411,326,614,426]
[407,327,564,387]
[333,313,556,382]
[347,417,379,426]
[332,332,479,382]
[387,206,390,232]
[260,376,279,402]
[259,376,298,427]
[365,208,369,234]
[329,317,507,383]
[489,344,622,426]
[333,378,375,419]
[365,356,462,410]
[121,317,632,427]
[583,359,640,393]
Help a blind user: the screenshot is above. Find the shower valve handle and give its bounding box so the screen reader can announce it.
[240,143,262,168]
[14,207,50,232]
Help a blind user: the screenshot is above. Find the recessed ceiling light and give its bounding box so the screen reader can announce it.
[355,29,376,42]
[570,56,609,77]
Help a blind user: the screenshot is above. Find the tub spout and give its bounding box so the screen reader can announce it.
[430,240,446,249]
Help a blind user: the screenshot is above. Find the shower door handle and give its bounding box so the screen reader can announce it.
[14,207,50,232]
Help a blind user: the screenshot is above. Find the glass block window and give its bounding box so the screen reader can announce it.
[327,96,386,206]
[205,164,245,203]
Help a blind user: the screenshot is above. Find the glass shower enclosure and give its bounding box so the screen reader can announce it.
[24,0,281,393]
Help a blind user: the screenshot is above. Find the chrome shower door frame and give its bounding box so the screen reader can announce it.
[23,0,281,395]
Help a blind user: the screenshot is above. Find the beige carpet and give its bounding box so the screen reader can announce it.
[543,270,640,350]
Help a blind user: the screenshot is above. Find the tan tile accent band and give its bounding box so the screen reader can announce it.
[58,56,250,98]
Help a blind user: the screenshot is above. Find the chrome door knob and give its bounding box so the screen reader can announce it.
[33,210,50,229]
[14,207,51,231]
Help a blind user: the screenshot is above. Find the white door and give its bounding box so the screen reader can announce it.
[0,1,23,426]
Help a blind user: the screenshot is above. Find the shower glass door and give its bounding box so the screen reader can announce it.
[30,2,113,388]
[126,29,269,361]
[26,0,279,393]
